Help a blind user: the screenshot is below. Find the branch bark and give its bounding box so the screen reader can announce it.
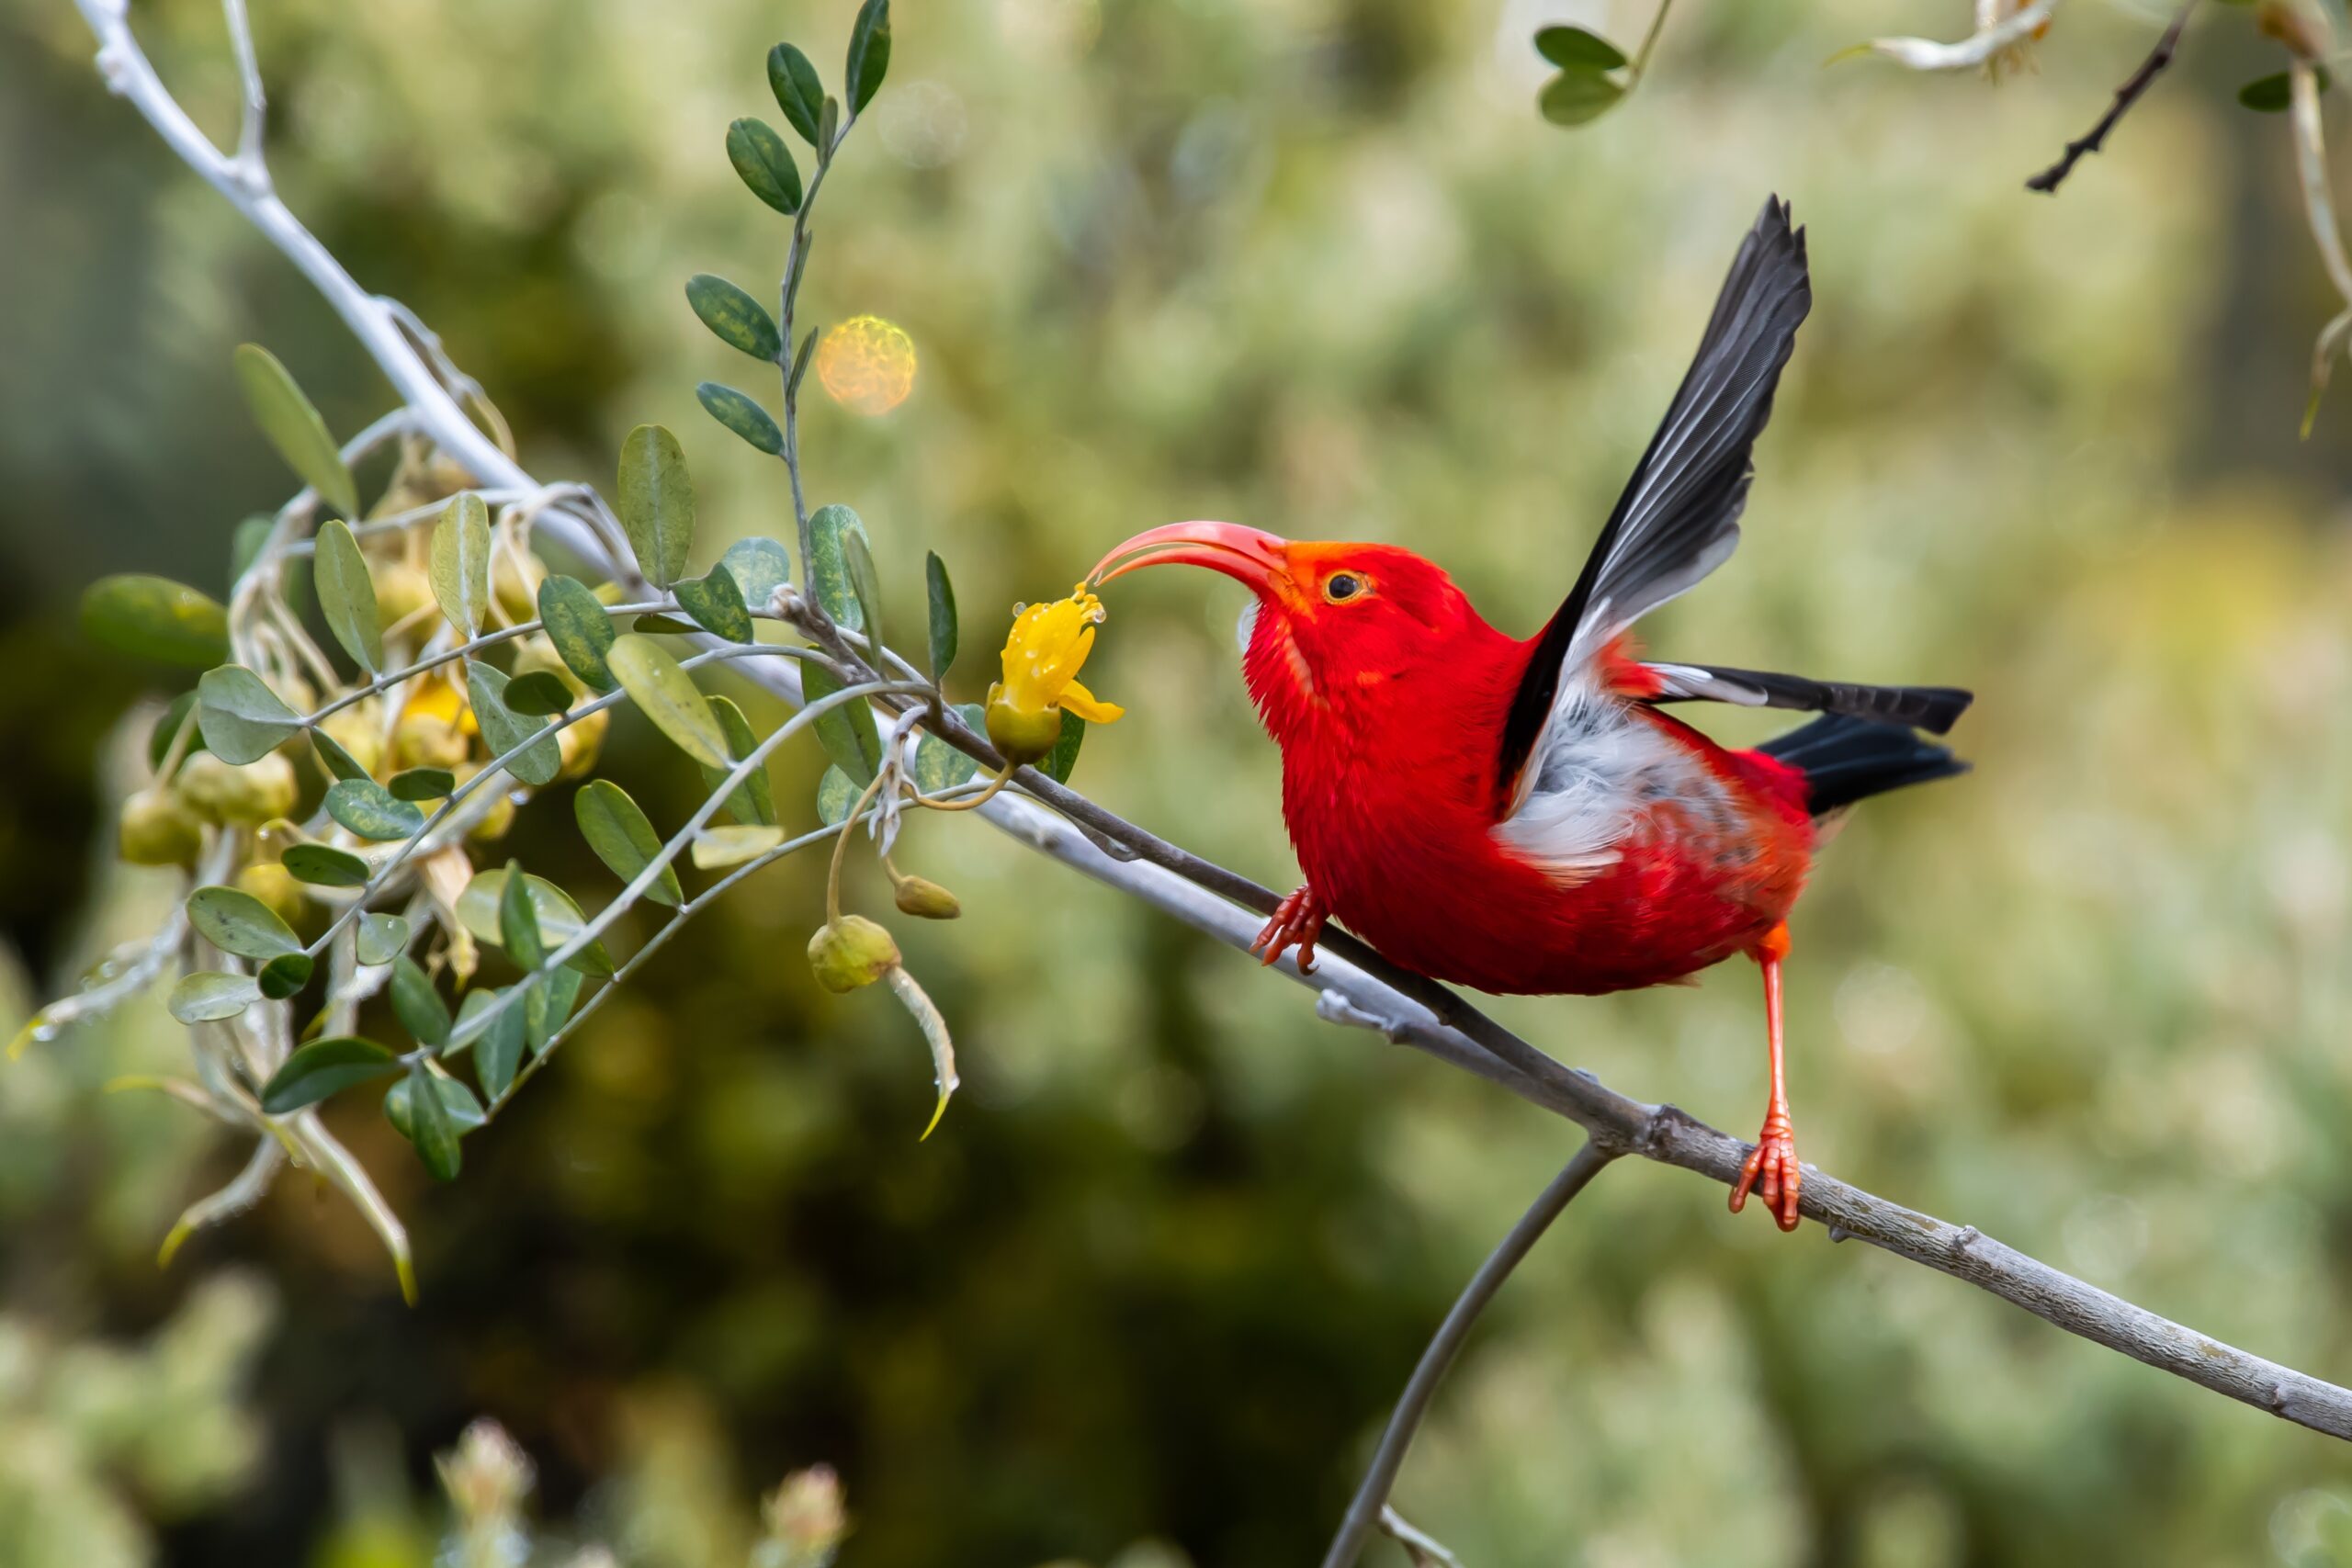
[68,0,2352,1462]
[2025,2,2195,194]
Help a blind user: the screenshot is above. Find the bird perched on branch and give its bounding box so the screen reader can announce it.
[1091,198,1970,1231]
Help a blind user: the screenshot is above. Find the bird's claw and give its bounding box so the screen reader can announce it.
[1250,886,1327,974]
[1730,1107,1802,1232]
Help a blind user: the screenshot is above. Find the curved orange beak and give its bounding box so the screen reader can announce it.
[1091,522,1288,592]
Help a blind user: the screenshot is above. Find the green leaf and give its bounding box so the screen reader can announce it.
[726,116,804,214]
[232,344,358,517]
[816,764,858,826]
[500,671,573,716]
[456,987,528,1095]
[789,327,819,400]
[699,694,775,826]
[390,954,452,1047]
[430,492,493,637]
[465,661,560,788]
[617,424,696,587]
[843,527,885,653]
[456,868,615,977]
[529,968,582,1055]
[574,780,684,908]
[913,728,979,793]
[356,912,410,966]
[819,96,840,155]
[400,1061,462,1180]
[1534,24,1627,69]
[2240,69,2327,109]
[674,569,753,644]
[312,520,383,673]
[806,505,870,630]
[1540,68,1625,127]
[324,778,426,841]
[311,726,370,783]
[498,858,547,972]
[633,614,702,635]
[388,766,456,801]
[149,692,205,770]
[167,972,261,1024]
[686,274,783,362]
[768,42,825,144]
[720,536,793,611]
[696,383,785,456]
[258,952,314,1000]
[80,575,231,668]
[844,0,891,114]
[261,1036,400,1114]
[537,575,618,693]
[384,1070,483,1140]
[1040,709,1086,784]
[605,633,731,769]
[282,843,370,887]
[187,884,300,961]
[802,663,883,784]
[693,823,786,868]
[924,551,957,681]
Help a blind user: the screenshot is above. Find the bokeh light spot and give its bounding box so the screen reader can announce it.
[816,315,917,416]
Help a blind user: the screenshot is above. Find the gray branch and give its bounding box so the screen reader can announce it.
[69,0,2352,1483]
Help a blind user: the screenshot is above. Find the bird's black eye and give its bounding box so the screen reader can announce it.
[1324,573,1363,604]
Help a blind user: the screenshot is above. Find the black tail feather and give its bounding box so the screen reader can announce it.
[1647,662,1973,734]
[1758,714,1968,816]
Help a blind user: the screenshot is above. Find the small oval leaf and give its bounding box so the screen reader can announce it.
[384,1070,483,1139]
[768,42,825,144]
[324,778,426,841]
[816,764,858,826]
[196,666,304,764]
[1540,68,1626,127]
[312,519,383,673]
[457,987,528,1098]
[605,633,731,769]
[311,725,371,783]
[81,575,231,668]
[673,570,753,644]
[168,971,261,1024]
[617,424,697,588]
[258,951,315,1000]
[807,505,869,630]
[500,671,573,716]
[726,116,804,214]
[802,662,883,784]
[232,344,358,517]
[537,575,618,693]
[924,551,957,681]
[187,884,301,961]
[1534,24,1627,69]
[398,1061,462,1179]
[692,823,786,869]
[260,1036,400,1114]
[430,493,493,637]
[282,843,371,887]
[844,0,891,115]
[1040,709,1086,784]
[465,661,561,788]
[388,766,455,801]
[356,911,411,966]
[390,953,452,1046]
[574,779,684,908]
[700,694,776,826]
[456,868,615,977]
[696,383,785,456]
[720,536,793,612]
[686,274,783,362]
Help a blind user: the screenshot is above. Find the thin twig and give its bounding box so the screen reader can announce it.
[1323,1142,1616,1568]
[2026,2,2195,194]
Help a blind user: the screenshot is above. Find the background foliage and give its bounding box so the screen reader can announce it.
[6,0,2352,1562]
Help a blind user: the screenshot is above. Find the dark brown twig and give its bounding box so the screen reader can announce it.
[2027,2,2197,194]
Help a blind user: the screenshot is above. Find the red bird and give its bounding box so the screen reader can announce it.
[1091,199,1970,1231]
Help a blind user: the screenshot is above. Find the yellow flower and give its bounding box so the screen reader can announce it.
[986,583,1124,765]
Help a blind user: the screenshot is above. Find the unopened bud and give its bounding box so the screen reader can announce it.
[808,915,900,993]
[892,874,962,919]
[177,750,300,826]
[984,682,1061,767]
[119,786,204,866]
[236,862,307,927]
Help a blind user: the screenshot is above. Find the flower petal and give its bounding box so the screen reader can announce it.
[1058,679,1124,725]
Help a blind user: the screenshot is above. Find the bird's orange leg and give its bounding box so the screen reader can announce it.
[1250,885,1328,974]
[1729,921,1802,1232]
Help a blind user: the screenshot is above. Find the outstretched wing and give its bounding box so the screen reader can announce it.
[1642,661,1973,735]
[1497,197,1813,807]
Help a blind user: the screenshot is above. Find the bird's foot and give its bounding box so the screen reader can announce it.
[1729,1105,1802,1232]
[1250,886,1327,974]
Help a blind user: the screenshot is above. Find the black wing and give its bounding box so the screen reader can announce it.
[1642,661,1973,735]
[1497,197,1813,798]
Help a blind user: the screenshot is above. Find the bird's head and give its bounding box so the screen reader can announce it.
[1091,522,1487,744]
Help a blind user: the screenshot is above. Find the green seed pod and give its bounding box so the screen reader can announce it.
[118,786,205,866]
[892,874,962,920]
[807,915,901,993]
[984,682,1062,768]
[177,750,300,826]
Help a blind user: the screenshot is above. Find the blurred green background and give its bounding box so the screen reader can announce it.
[7,0,2352,1562]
